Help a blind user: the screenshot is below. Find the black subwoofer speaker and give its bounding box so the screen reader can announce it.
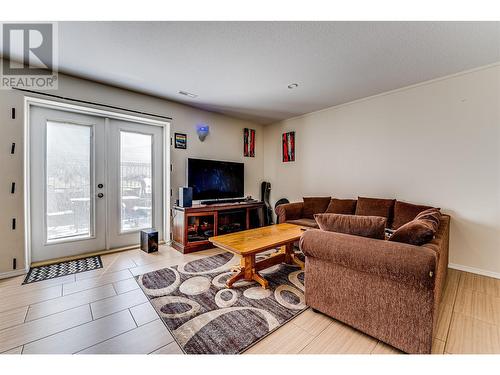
[140,229,158,253]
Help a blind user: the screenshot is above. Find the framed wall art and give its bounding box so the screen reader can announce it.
[282,131,295,162]
[174,133,187,149]
[243,128,255,157]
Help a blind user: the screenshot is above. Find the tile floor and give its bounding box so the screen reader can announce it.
[0,245,499,354]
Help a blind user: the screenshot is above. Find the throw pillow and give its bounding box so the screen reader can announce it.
[415,208,442,231]
[325,198,357,215]
[392,201,434,229]
[302,197,331,219]
[388,218,436,246]
[355,196,396,224]
[314,213,387,240]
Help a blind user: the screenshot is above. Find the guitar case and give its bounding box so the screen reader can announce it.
[260,181,274,225]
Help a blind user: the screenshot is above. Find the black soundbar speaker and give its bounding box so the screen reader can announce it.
[179,187,193,207]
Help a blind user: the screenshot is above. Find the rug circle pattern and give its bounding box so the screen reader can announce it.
[136,251,306,354]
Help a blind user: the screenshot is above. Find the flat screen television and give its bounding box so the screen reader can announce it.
[187,158,244,200]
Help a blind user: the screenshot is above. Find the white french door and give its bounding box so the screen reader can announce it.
[106,119,164,249]
[29,105,164,262]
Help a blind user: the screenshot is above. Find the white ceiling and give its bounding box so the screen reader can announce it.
[3,22,500,124]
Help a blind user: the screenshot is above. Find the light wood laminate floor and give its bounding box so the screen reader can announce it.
[0,245,499,354]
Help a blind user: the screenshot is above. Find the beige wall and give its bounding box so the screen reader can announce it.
[1,60,499,278]
[0,64,264,276]
[263,64,500,277]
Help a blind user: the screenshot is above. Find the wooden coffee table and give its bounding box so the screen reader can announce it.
[209,223,306,289]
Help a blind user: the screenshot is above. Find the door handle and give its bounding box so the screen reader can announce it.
[97,193,104,198]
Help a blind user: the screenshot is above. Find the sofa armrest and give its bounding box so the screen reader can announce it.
[300,229,437,290]
[275,202,304,223]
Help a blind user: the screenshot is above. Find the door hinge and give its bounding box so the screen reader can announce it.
[170,164,173,172]
[13,258,17,270]
[11,108,16,119]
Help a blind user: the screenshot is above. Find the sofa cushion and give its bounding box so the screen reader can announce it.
[286,218,319,228]
[314,213,386,239]
[355,197,396,224]
[325,198,357,215]
[302,197,331,219]
[392,201,434,229]
[389,218,436,246]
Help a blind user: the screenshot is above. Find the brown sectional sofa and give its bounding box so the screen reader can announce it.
[276,197,450,354]
[276,201,320,228]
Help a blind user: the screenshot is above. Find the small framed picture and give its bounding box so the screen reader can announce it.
[174,133,187,149]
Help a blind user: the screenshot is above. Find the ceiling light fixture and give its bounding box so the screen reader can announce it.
[287,83,299,89]
[178,90,198,98]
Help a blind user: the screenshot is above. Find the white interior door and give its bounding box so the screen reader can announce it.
[29,105,165,262]
[30,106,106,262]
[106,119,164,249]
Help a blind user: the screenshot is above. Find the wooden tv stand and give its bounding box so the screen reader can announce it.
[171,201,265,254]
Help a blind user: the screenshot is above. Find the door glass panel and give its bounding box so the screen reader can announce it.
[46,122,92,240]
[120,131,153,231]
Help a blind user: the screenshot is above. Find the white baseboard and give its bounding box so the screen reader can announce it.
[449,263,500,280]
[0,268,28,280]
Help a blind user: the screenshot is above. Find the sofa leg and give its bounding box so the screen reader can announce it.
[311,308,321,314]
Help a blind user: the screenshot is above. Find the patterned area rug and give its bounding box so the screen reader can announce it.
[136,250,306,354]
[23,256,103,284]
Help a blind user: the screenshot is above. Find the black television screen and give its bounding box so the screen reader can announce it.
[187,158,244,200]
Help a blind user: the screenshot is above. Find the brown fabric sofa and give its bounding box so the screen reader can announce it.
[275,201,318,227]
[279,197,450,353]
